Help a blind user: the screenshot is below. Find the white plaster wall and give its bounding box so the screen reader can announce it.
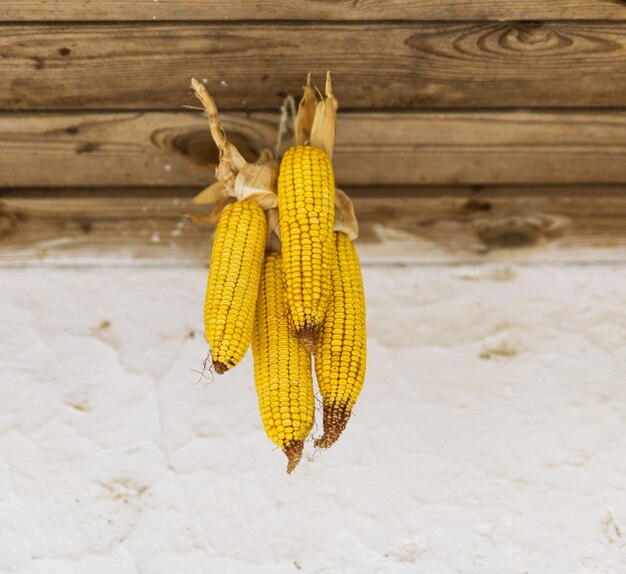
[1,264,625,573]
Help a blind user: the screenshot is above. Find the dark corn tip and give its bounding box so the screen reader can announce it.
[213,361,229,375]
[283,440,304,474]
[314,403,351,449]
[296,325,317,354]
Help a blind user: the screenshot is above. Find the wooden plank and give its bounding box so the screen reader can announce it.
[2,187,626,264]
[3,111,626,187]
[3,23,626,110]
[0,112,273,187]
[2,1,625,21]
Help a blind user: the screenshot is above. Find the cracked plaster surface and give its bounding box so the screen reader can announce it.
[1,264,626,573]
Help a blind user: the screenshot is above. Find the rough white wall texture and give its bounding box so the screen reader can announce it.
[1,264,626,574]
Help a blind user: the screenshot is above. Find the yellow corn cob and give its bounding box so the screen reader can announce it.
[277,145,335,351]
[204,200,267,374]
[314,232,366,448]
[252,252,315,473]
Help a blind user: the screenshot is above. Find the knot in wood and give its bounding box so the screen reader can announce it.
[501,23,568,52]
[157,127,260,166]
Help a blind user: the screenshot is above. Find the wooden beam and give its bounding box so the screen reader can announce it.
[2,187,626,264]
[3,22,626,109]
[3,111,626,187]
[2,1,625,21]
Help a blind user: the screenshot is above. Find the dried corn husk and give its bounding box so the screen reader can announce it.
[309,71,339,159]
[334,188,358,240]
[234,162,278,209]
[295,73,317,146]
[189,73,358,241]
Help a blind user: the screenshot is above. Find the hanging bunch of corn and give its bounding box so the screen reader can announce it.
[190,73,366,472]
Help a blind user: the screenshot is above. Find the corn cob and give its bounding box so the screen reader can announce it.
[314,231,366,448]
[277,145,335,351]
[252,252,315,473]
[204,200,267,374]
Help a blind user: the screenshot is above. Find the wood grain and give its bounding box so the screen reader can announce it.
[0,112,273,187]
[2,187,626,264]
[3,111,626,187]
[2,1,626,21]
[3,22,626,109]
